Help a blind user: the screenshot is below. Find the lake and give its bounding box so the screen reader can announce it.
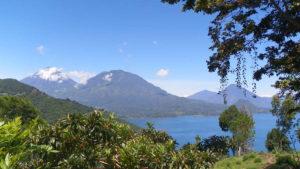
[127,113,299,151]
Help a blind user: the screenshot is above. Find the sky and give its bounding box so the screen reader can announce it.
[0,0,277,97]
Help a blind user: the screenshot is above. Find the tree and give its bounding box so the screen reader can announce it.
[219,105,255,156]
[271,95,297,134]
[266,128,291,152]
[266,95,297,151]
[198,135,230,156]
[0,96,40,124]
[161,0,300,99]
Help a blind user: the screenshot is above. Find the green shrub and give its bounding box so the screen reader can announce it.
[198,135,230,156]
[226,162,231,167]
[117,136,173,169]
[0,96,40,124]
[254,157,262,163]
[142,122,176,146]
[275,155,299,168]
[266,128,291,152]
[242,153,256,161]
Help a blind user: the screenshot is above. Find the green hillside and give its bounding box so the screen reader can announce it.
[214,152,300,169]
[0,79,93,122]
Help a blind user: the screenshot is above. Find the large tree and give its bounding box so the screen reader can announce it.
[219,105,255,156]
[271,94,297,134]
[161,0,300,99]
[265,94,298,151]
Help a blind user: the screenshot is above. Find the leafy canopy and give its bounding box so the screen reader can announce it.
[161,0,300,98]
[271,94,297,134]
[265,128,291,152]
[0,96,40,124]
[219,105,255,155]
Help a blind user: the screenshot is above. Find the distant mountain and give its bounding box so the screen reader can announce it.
[0,79,93,122]
[234,99,269,113]
[22,67,78,98]
[22,68,226,117]
[188,84,272,110]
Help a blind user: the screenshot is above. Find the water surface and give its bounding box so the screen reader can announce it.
[128,113,299,151]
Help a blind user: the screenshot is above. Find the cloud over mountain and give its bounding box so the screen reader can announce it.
[156,68,169,77]
[67,71,96,84]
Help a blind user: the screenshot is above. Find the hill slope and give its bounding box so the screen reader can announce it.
[0,79,93,122]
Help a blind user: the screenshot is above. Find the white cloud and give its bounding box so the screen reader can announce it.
[152,41,158,45]
[156,68,169,77]
[35,67,67,83]
[103,73,113,82]
[36,45,45,55]
[67,71,96,84]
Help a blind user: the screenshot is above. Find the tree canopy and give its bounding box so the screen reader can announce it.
[161,0,300,99]
[0,96,40,124]
[219,105,255,156]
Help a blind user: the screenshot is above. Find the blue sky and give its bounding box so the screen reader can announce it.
[0,0,277,96]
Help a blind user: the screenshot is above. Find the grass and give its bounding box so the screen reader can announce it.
[214,153,276,169]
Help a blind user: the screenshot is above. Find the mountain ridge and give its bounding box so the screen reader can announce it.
[21,67,272,117]
[22,68,227,117]
[188,84,272,109]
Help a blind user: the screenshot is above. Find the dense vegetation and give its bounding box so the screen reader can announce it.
[0,96,222,168]
[265,95,298,152]
[1,95,300,168]
[0,79,93,122]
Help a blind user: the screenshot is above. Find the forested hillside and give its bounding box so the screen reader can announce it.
[0,79,93,122]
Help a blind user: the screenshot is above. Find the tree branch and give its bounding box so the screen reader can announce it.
[270,0,300,29]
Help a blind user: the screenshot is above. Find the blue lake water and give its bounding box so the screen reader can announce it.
[127,113,299,152]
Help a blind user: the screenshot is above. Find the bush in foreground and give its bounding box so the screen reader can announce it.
[0,96,222,168]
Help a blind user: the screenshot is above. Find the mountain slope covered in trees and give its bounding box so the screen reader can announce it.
[0,79,93,122]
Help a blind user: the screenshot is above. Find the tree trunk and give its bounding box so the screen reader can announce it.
[237,146,242,156]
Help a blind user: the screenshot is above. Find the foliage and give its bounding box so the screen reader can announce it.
[171,143,219,169]
[0,118,27,168]
[268,155,300,169]
[24,111,221,169]
[266,128,291,152]
[271,95,297,134]
[0,96,40,124]
[254,157,262,163]
[161,0,300,99]
[141,122,176,146]
[266,95,298,152]
[214,153,271,169]
[21,112,134,169]
[3,94,292,168]
[219,105,255,156]
[0,79,93,122]
[219,106,241,132]
[0,118,56,169]
[198,135,230,156]
[116,136,173,169]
